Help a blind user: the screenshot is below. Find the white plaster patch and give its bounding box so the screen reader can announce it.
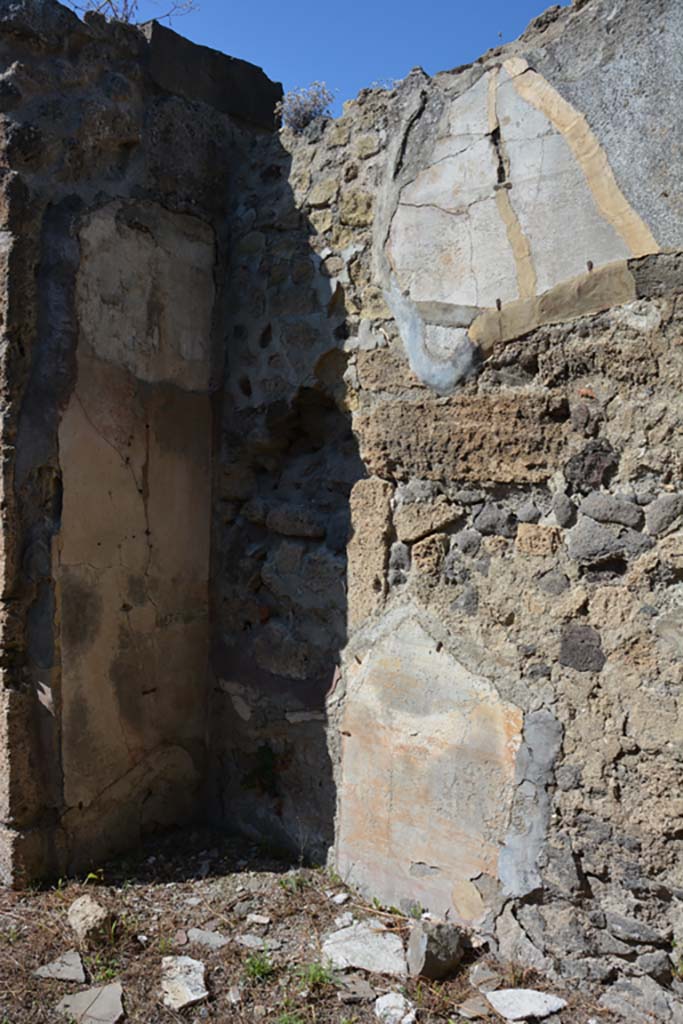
[383,64,658,392]
[77,202,215,391]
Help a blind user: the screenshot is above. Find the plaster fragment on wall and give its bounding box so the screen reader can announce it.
[383,60,659,393]
[335,607,522,922]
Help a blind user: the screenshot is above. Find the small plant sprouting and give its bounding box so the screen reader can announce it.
[276,82,334,134]
[275,1014,305,1024]
[64,0,197,24]
[84,867,105,886]
[408,901,424,920]
[244,950,275,981]
[295,960,334,990]
[279,873,305,895]
[85,951,119,983]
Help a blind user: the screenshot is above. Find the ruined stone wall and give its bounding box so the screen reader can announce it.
[0,0,280,882]
[2,0,683,1007]
[214,0,683,998]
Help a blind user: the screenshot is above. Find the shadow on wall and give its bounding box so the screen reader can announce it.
[208,129,364,864]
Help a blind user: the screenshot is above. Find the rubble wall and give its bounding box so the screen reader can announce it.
[1,0,683,1001]
[0,0,280,881]
[214,0,683,990]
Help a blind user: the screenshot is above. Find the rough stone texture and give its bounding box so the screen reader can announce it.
[374,992,417,1024]
[357,395,571,484]
[2,0,683,1018]
[67,896,113,948]
[160,955,209,1011]
[406,920,464,980]
[645,493,683,536]
[559,624,606,673]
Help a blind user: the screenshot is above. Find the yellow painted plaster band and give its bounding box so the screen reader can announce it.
[488,66,538,300]
[469,259,637,355]
[503,58,659,258]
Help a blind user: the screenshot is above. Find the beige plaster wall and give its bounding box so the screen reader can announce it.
[55,201,215,865]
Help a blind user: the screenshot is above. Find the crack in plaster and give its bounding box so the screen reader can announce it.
[488,68,538,301]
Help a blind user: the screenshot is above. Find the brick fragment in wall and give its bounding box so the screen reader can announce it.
[347,478,392,630]
[515,524,562,557]
[393,495,462,544]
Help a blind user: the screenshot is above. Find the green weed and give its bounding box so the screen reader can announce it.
[244,950,275,981]
[295,960,334,989]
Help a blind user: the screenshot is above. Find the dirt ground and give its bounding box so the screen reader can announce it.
[0,828,615,1023]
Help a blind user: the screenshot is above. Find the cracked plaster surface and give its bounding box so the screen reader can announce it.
[384,62,660,393]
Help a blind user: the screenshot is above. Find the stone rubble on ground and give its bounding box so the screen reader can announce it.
[374,991,417,1023]
[322,919,407,976]
[67,895,113,947]
[187,926,229,949]
[456,992,493,1019]
[35,949,85,983]
[160,955,209,1011]
[407,920,464,979]
[469,962,502,990]
[56,982,124,1024]
[246,912,271,926]
[599,976,683,1024]
[337,971,376,1003]
[484,988,568,1020]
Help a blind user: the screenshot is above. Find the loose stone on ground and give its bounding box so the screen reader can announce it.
[484,988,568,1020]
[160,955,209,1011]
[56,983,124,1024]
[67,896,113,948]
[374,992,417,1023]
[35,949,85,983]
[322,920,407,976]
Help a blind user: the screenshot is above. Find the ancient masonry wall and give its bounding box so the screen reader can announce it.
[0,0,280,881]
[214,0,683,992]
[2,0,683,999]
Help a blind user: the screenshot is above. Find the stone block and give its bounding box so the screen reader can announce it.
[515,523,562,557]
[407,920,464,979]
[143,22,282,130]
[645,493,683,536]
[559,624,605,673]
[347,478,392,630]
[356,395,570,484]
[580,491,644,529]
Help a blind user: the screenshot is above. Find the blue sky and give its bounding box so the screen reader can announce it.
[137,0,569,114]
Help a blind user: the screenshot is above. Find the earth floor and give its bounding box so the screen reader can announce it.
[0,828,616,1023]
